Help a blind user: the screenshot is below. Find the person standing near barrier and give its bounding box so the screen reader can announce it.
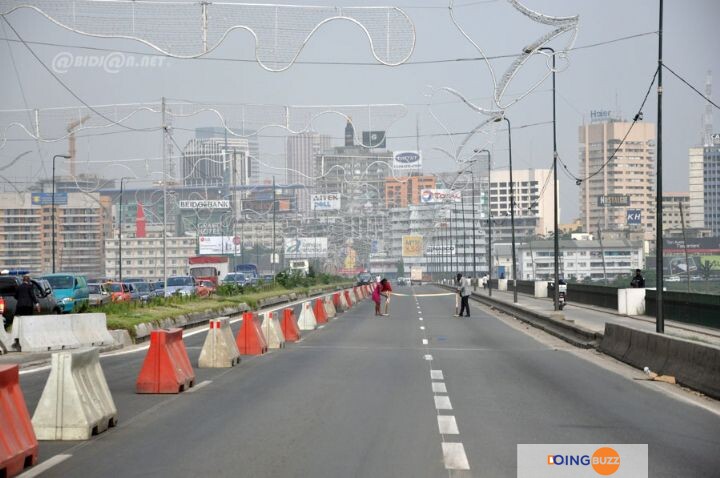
[630,269,646,288]
[380,278,393,316]
[458,275,471,317]
[372,281,382,316]
[14,275,39,316]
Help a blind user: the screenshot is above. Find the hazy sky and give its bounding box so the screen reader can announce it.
[1,0,718,222]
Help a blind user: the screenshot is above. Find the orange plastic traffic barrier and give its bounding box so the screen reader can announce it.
[136,329,195,394]
[332,293,343,311]
[0,365,38,478]
[344,290,353,308]
[281,308,301,342]
[313,299,328,324]
[235,312,268,355]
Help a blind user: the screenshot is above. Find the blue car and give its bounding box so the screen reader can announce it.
[38,273,90,313]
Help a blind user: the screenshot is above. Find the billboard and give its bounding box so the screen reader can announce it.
[402,235,423,257]
[284,237,328,258]
[362,130,386,149]
[199,236,239,255]
[663,237,720,254]
[393,151,422,171]
[179,200,230,210]
[426,244,456,256]
[597,194,630,207]
[626,209,642,225]
[420,189,461,203]
[310,193,341,211]
[31,192,67,206]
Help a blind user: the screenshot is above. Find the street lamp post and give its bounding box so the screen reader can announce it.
[474,149,492,296]
[495,116,518,303]
[51,154,71,273]
[118,177,130,282]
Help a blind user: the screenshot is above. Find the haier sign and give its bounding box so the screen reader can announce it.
[393,151,422,171]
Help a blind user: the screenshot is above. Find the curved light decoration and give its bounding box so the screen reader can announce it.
[431,0,578,161]
[0,0,416,71]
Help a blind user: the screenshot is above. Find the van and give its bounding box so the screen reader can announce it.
[38,273,90,313]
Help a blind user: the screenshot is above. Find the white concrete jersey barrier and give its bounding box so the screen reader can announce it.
[198,317,241,368]
[12,315,80,352]
[297,301,317,330]
[618,288,646,315]
[260,311,286,349]
[324,296,336,319]
[534,281,548,298]
[0,325,11,354]
[32,347,118,440]
[71,313,115,347]
[346,289,357,305]
[339,292,350,311]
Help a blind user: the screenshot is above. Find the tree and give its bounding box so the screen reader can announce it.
[396,261,405,277]
[699,260,716,281]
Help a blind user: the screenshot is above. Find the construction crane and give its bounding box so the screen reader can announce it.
[67,115,90,177]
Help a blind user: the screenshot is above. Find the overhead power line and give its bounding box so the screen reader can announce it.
[663,63,720,110]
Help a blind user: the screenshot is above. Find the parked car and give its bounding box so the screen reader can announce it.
[88,283,111,306]
[222,272,250,286]
[195,280,217,297]
[37,273,90,313]
[0,276,62,326]
[261,274,275,283]
[132,282,155,302]
[105,282,132,302]
[357,272,373,286]
[164,276,196,297]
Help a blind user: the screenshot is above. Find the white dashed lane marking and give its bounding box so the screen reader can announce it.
[431,382,447,393]
[430,370,444,380]
[442,442,470,470]
[419,326,425,330]
[434,395,453,410]
[437,415,459,435]
[422,339,429,345]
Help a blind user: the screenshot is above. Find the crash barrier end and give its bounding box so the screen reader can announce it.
[198,318,241,368]
[136,329,195,393]
[281,308,301,342]
[0,364,38,477]
[235,312,268,355]
[32,348,118,440]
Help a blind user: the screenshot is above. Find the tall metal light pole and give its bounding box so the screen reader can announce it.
[534,46,561,310]
[118,177,130,281]
[51,154,71,273]
[495,116,518,303]
[474,149,492,296]
[655,0,665,333]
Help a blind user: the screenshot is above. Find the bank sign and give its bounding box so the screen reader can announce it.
[420,189,462,203]
[179,200,230,210]
[310,193,341,211]
[393,151,422,171]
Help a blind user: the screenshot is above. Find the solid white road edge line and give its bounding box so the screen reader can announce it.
[17,454,72,478]
[186,380,212,393]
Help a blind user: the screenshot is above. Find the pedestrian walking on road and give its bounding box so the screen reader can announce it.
[14,275,39,316]
[630,269,645,288]
[458,275,471,317]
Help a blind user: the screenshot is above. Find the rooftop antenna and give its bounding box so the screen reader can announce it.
[703,70,713,146]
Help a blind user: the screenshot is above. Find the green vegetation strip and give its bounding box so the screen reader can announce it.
[102,281,353,334]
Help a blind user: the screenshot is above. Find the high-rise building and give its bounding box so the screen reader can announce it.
[579,113,656,240]
[488,168,555,236]
[384,175,436,208]
[695,136,720,235]
[662,192,691,232]
[286,132,333,212]
[182,135,250,189]
[688,146,705,228]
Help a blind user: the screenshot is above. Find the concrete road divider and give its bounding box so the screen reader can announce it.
[344,290,354,307]
[281,308,301,342]
[198,318,241,368]
[32,348,118,440]
[297,301,317,330]
[71,313,115,347]
[11,315,80,352]
[333,293,346,313]
[260,311,285,349]
[0,326,12,354]
[313,299,328,325]
[136,329,195,394]
[600,323,720,400]
[0,364,38,477]
[235,312,268,355]
[324,296,336,319]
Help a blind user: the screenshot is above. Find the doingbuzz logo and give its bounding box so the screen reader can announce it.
[547,447,621,475]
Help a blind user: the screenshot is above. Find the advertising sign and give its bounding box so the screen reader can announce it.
[663,237,720,254]
[179,200,230,210]
[284,237,328,258]
[597,194,630,207]
[362,130,387,149]
[31,192,67,206]
[426,244,456,256]
[402,235,423,257]
[393,151,422,171]
[310,193,341,211]
[420,189,461,203]
[626,209,642,225]
[199,236,239,255]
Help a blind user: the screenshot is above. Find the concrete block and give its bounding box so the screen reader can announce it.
[259,311,285,349]
[324,296,336,319]
[109,330,132,347]
[198,318,241,368]
[497,279,508,291]
[618,288,646,315]
[534,281,548,298]
[297,301,317,330]
[0,325,11,354]
[71,313,115,347]
[11,315,81,352]
[32,348,118,440]
[600,323,633,360]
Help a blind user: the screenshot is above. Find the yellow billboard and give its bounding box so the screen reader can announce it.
[402,235,423,257]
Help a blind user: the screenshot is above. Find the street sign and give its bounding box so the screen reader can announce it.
[31,192,67,206]
[179,200,230,210]
[626,209,642,225]
[597,194,630,207]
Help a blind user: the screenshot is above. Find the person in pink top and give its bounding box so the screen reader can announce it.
[372,278,393,316]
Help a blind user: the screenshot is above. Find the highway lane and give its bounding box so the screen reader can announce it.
[16,285,720,477]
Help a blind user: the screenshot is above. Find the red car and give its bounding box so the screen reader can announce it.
[105,282,132,302]
[195,280,217,297]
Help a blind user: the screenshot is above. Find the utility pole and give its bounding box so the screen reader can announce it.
[496,117,518,303]
[597,222,608,285]
[679,201,691,293]
[51,154,70,273]
[272,176,277,276]
[161,97,168,288]
[655,0,665,333]
[461,185,467,275]
[118,177,130,282]
[471,170,477,288]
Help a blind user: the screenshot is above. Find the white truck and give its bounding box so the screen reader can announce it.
[410,266,423,285]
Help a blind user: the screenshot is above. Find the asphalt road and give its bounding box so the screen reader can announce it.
[15,285,720,477]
